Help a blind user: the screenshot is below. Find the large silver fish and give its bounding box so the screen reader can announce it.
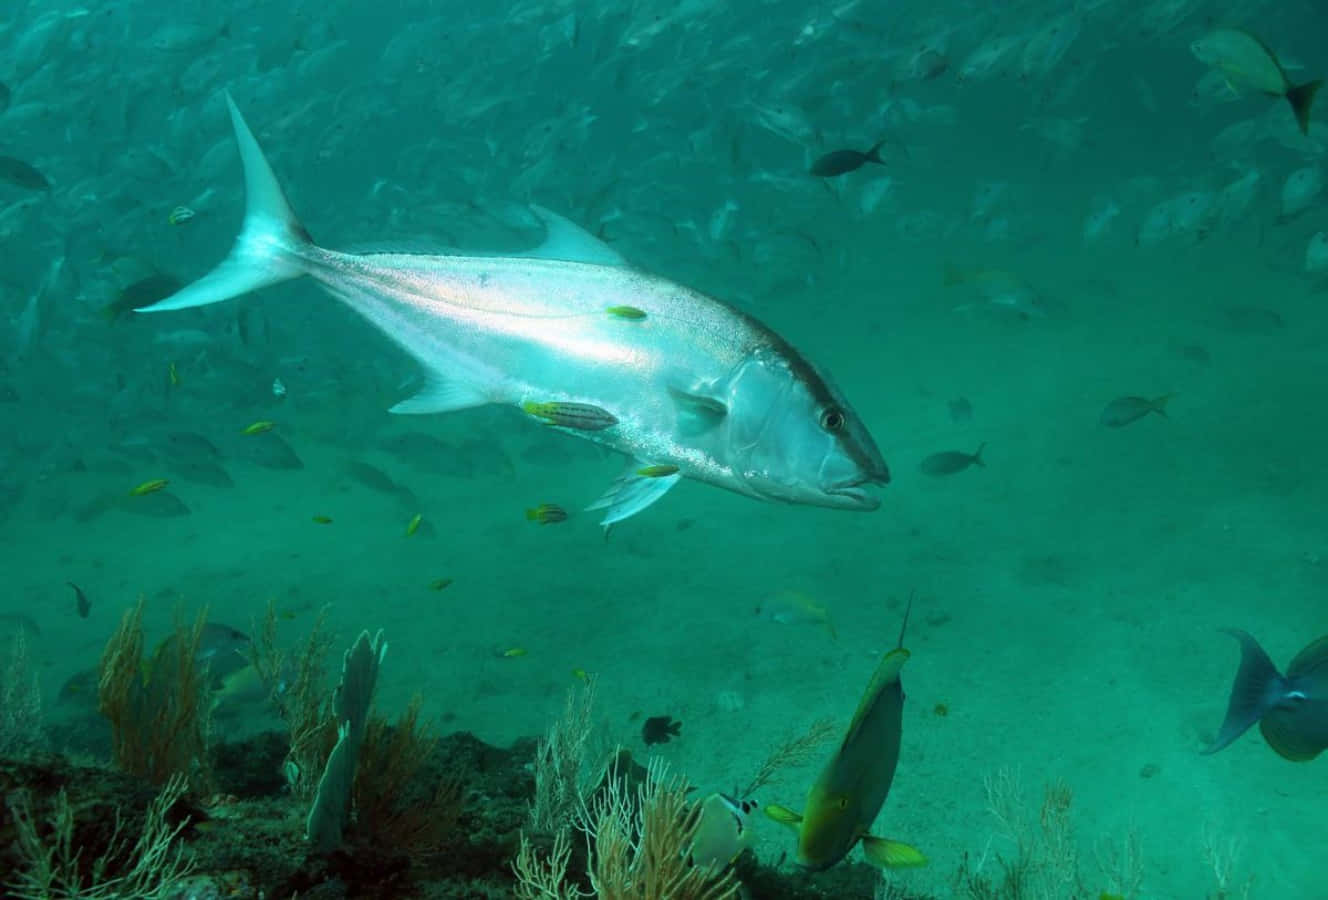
[139,95,890,525]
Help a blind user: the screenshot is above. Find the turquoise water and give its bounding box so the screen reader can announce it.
[2,0,1326,896]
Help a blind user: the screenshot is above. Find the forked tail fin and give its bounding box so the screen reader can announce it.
[138,92,312,313]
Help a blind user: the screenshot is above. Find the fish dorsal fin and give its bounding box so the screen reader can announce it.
[669,387,728,435]
[523,205,627,267]
[1287,636,1328,679]
[389,375,489,415]
[842,648,909,750]
[861,835,928,869]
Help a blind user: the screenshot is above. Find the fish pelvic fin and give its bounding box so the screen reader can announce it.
[1202,628,1284,755]
[861,835,927,868]
[138,93,311,314]
[585,463,681,527]
[1286,79,1322,137]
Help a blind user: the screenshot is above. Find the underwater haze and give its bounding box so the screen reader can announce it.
[2,0,1327,896]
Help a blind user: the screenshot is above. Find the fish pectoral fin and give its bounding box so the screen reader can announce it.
[761,804,803,829]
[669,387,728,435]
[861,836,927,868]
[390,375,490,415]
[586,464,681,527]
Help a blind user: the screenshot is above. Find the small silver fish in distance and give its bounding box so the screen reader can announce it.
[919,444,984,477]
[138,95,890,527]
[1100,394,1171,428]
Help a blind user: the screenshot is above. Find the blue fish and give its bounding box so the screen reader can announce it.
[1202,629,1328,760]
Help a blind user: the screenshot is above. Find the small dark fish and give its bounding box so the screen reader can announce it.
[68,582,91,619]
[1202,629,1328,760]
[163,431,221,460]
[810,141,886,177]
[0,155,50,191]
[1100,394,1171,428]
[103,274,183,321]
[947,397,973,424]
[170,459,233,488]
[237,432,303,470]
[116,490,190,518]
[642,715,681,745]
[920,444,985,476]
[526,503,568,525]
[0,82,10,115]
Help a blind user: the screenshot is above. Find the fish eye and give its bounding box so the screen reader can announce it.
[819,407,846,433]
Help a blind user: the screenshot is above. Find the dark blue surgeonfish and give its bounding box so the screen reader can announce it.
[1202,629,1328,760]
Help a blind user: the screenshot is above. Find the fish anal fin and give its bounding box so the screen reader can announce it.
[861,836,927,868]
[390,377,489,415]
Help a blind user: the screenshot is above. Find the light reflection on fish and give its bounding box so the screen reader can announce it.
[138,95,889,526]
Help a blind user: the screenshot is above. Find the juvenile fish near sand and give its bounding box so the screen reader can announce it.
[138,94,889,527]
[1100,395,1171,428]
[919,444,984,477]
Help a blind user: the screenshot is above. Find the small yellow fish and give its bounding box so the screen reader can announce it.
[242,420,275,435]
[405,513,423,536]
[167,205,196,225]
[279,609,298,621]
[606,305,647,320]
[168,361,180,387]
[311,515,333,524]
[522,400,619,431]
[526,503,568,525]
[636,464,680,478]
[500,647,527,658]
[429,578,454,591]
[571,667,590,683]
[130,478,169,497]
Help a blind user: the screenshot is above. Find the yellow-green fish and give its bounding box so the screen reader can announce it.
[571,667,590,683]
[500,647,527,658]
[242,420,275,435]
[311,515,333,524]
[605,305,647,320]
[1190,28,1322,135]
[636,464,680,478]
[757,590,837,640]
[130,478,170,496]
[522,400,619,431]
[526,503,568,525]
[765,601,925,871]
[405,513,423,536]
[168,361,180,387]
[429,578,454,591]
[168,205,196,225]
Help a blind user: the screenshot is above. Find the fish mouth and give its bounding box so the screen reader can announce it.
[827,475,885,509]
